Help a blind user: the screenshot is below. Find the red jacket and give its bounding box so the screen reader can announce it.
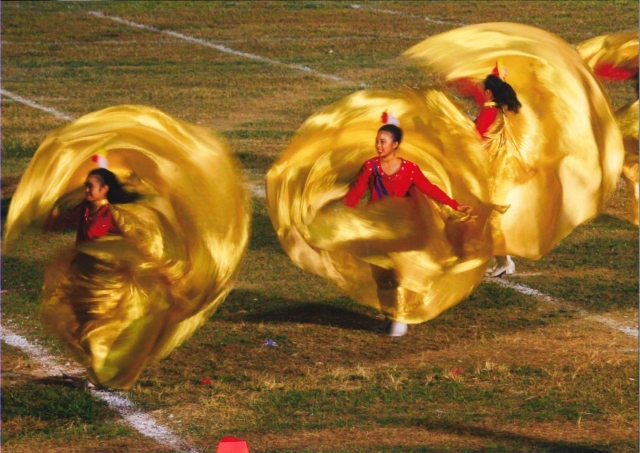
[344,157,459,210]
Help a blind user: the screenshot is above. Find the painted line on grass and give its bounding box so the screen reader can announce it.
[1,90,267,201]
[3,36,423,46]
[349,5,594,38]
[1,324,200,453]
[2,324,84,375]
[1,89,75,121]
[488,278,639,338]
[350,4,468,27]
[88,11,356,85]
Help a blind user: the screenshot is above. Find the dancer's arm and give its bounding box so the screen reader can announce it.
[344,162,373,208]
[475,107,498,139]
[412,168,467,212]
[44,202,84,231]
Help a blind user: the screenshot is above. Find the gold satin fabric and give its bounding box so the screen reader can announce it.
[266,88,494,324]
[577,31,639,77]
[578,32,638,225]
[4,105,250,389]
[404,22,625,258]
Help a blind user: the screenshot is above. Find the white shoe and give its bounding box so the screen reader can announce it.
[388,322,408,337]
[488,256,515,277]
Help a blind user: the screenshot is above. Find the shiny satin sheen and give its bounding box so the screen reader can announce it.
[267,88,495,324]
[578,32,638,225]
[4,105,250,389]
[403,22,625,258]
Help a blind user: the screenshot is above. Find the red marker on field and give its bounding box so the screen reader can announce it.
[217,436,250,453]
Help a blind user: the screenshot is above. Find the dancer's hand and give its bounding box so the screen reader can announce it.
[457,205,472,214]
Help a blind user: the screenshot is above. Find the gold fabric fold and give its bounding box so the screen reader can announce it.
[404,22,625,258]
[266,88,494,324]
[578,32,638,225]
[577,31,639,76]
[4,105,250,389]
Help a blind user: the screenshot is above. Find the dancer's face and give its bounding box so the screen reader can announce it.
[375,131,398,159]
[84,175,109,202]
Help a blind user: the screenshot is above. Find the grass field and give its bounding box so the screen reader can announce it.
[1,2,638,452]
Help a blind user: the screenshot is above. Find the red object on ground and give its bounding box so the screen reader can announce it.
[217,437,250,453]
[453,367,463,375]
[200,379,213,385]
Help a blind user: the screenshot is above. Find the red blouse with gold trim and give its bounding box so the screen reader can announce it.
[344,157,460,210]
[76,201,121,244]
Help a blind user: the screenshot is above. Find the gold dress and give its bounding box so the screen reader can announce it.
[404,22,625,258]
[577,32,638,225]
[4,105,250,389]
[267,88,495,324]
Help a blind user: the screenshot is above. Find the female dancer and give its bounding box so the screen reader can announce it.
[74,168,138,242]
[476,73,522,277]
[344,123,471,336]
[403,22,624,262]
[267,89,493,340]
[5,105,250,389]
[578,31,639,225]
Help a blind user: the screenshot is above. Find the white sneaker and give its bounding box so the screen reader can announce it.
[388,322,408,337]
[488,256,515,277]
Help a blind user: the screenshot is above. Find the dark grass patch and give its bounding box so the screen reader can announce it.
[2,383,112,422]
[236,151,277,170]
[0,381,132,446]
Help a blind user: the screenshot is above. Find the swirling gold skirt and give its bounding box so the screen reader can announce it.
[5,105,250,389]
[267,88,494,324]
[404,22,625,258]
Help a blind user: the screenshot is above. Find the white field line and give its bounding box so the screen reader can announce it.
[2,325,84,375]
[350,4,468,27]
[2,36,422,46]
[1,89,264,201]
[349,4,594,38]
[245,180,266,198]
[1,324,200,453]
[88,11,356,85]
[489,278,639,338]
[1,89,75,121]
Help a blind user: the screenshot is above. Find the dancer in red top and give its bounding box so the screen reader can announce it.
[475,73,521,277]
[345,124,471,213]
[76,168,131,243]
[344,123,471,337]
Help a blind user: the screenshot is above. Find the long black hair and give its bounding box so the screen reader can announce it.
[378,124,403,144]
[88,168,139,204]
[484,74,522,113]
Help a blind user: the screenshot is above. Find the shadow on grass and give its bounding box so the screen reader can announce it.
[591,213,637,230]
[398,417,614,453]
[242,301,387,333]
[220,281,559,339]
[248,208,286,253]
[1,381,111,423]
[218,287,385,332]
[1,195,12,231]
